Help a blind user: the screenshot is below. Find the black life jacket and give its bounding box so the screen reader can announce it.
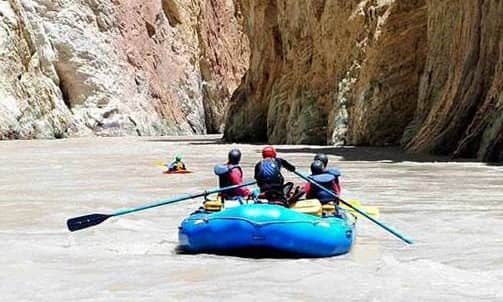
[307,173,337,204]
[255,158,284,192]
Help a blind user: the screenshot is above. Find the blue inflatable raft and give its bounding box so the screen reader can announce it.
[178,203,356,258]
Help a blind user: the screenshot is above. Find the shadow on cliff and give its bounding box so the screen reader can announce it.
[275,146,485,163]
[187,141,267,146]
[145,137,499,164]
[146,136,266,146]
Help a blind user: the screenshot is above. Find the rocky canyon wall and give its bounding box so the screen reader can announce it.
[2,0,501,161]
[224,0,502,161]
[402,0,503,162]
[0,0,248,138]
[225,0,428,145]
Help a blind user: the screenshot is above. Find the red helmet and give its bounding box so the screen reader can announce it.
[262,146,277,158]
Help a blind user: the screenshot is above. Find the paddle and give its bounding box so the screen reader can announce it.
[292,171,413,244]
[67,181,257,232]
[154,160,167,167]
[340,199,380,218]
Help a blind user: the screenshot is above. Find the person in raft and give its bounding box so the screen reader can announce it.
[313,153,342,194]
[253,146,296,205]
[167,153,187,172]
[213,149,250,203]
[304,160,341,204]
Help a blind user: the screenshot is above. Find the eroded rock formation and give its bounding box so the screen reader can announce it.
[402,0,503,162]
[224,0,502,161]
[0,0,72,139]
[0,0,248,138]
[2,0,501,161]
[225,0,428,145]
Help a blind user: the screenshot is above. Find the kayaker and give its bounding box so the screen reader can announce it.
[214,149,250,202]
[314,153,341,193]
[304,160,341,204]
[167,153,187,172]
[254,146,296,205]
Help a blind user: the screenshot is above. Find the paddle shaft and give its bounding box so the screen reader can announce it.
[67,181,257,231]
[293,171,413,244]
[112,181,257,217]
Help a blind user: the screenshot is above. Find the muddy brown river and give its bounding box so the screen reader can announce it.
[1,136,502,301]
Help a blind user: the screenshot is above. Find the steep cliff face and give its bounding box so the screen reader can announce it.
[0,0,248,138]
[2,0,501,161]
[346,1,427,146]
[402,0,503,161]
[224,0,502,161]
[197,0,250,133]
[0,0,72,139]
[225,0,427,145]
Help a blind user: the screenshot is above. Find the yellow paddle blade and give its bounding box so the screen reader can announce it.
[290,199,322,216]
[341,199,380,219]
[154,160,167,167]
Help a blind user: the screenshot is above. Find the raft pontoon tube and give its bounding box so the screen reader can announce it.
[178,203,355,257]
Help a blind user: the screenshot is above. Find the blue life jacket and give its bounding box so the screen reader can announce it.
[214,164,242,195]
[213,164,243,188]
[308,173,337,204]
[326,168,341,177]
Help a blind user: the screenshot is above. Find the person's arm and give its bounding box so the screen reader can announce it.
[303,182,311,194]
[278,158,295,172]
[335,177,342,196]
[167,161,175,170]
[254,162,261,180]
[304,182,315,199]
[332,178,341,196]
[254,161,265,191]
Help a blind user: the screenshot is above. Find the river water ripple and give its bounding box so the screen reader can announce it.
[1,136,502,301]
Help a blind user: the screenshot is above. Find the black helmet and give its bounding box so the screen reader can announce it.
[311,160,325,175]
[228,149,241,164]
[314,153,328,167]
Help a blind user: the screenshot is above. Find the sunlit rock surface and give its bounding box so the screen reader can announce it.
[224,0,502,161]
[0,0,248,138]
[2,0,501,161]
[224,1,428,145]
[402,0,503,162]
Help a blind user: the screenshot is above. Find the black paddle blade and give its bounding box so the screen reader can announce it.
[67,214,112,232]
